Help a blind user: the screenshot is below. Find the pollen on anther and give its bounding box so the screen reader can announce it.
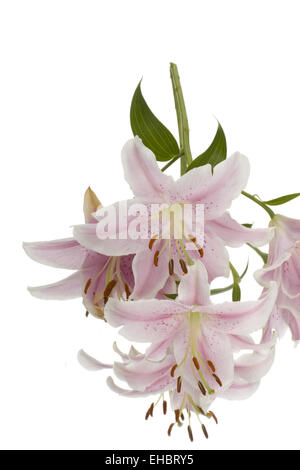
[196,406,205,415]
[145,402,154,420]
[168,423,175,436]
[192,356,200,370]
[187,425,193,442]
[84,278,92,294]
[177,376,182,393]
[199,248,204,258]
[207,410,218,424]
[198,381,206,396]
[85,311,89,317]
[213,374,223,387]
[202,424,209,439]
[170,364,177,377]
[153,250,160,267]
[179,258,188,274]
[163,400,167,415]
[124,283,131,299]
[103,279,117,298]
[169,259,174,276]
[175,409,180,422]
[149,236,157,250]
[207,360,216,372]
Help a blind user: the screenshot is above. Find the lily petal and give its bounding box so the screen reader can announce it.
[105,298,185,342]
[121,137,174,198]
[177,261,210,306]
[77,349,112,371]
[23,238,87,270]
[132,248,169,299]
[234,349,275,383]
[113,354,175,391]
[171,152,250,220]
[219,379,260,400]
[28,271,82,300]
[207,212,274,247]
[205,282,278,335]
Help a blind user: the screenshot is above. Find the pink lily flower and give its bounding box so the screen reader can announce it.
[23,187,135,319]
[101,261,277,438]
[255,214,300,341]
[78,262,276,439]
[73,137,274,298]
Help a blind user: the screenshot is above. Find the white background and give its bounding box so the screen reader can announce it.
[1,0,300,450]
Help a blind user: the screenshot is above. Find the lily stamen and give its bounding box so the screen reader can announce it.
[167,423,175,436]
[187,425,193,442]
[170,364,178,377]
[84,278,92,294]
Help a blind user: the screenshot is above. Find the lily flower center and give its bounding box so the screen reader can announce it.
[149,203,204,275]
[145,310,222,442]
[83,257,132,317]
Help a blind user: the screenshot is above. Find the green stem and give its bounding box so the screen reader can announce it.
[161,152,184,172]
[170,63,193,175]
[242,191,275,219]
[247,243,268,264]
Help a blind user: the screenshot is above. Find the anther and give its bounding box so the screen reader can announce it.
[149,236,158,250]
[192,356,200,370]
[207,410,218,424]
[189,235,196,243]
[207,360,216,372]
[213,374,223,387]
[177,376,182,393]
[168,423,175,436]
[163,400,167,415]
[198,381,206,396]
[175,409,180,422]
[196,406,205,415]
[187,425,193,442]
[202,424,209,439]
[179,258,188,274]
[170,364,177,377]
[153,250,160,267]
[180,413,184,421]
[145,403,154,420]
[103,279,117,298]
[84,278,92,294]
[124,283,131,299]
[168,259,174,276]
[85,311,89,317]
[199,248,204,258]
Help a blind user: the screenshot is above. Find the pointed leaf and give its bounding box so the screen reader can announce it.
[186,121,227,171]
[130,81,180,162]
[211,260,248,295]
[232,283,241,301]
[263,193,300,206]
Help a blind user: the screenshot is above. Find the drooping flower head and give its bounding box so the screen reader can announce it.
[23,187,135,318]
[256,214,300,341]
[101,261,277,439]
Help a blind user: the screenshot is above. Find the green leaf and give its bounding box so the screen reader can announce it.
[230,262,242,302]
[263,193,300,206]
[163,293,177,300]
[186,121,227,172]
[211,260,249,296]
[242,223,253,228]
[232,283,241,301]
[130,81,180,162]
